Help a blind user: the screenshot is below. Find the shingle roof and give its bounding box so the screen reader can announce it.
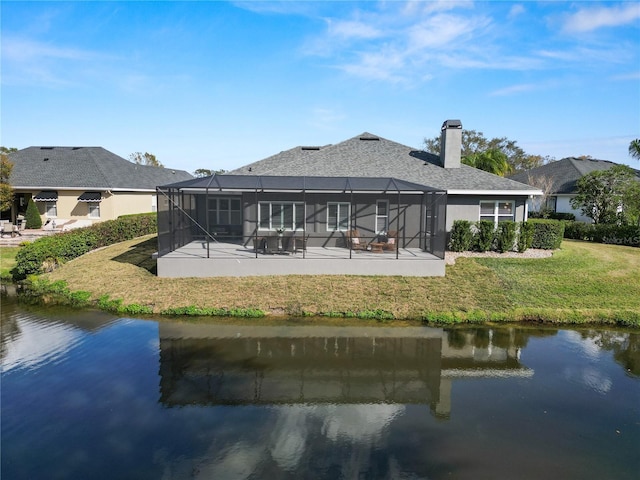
[509,157,640,194]
[226,133,538,193]
[8,146,193,190]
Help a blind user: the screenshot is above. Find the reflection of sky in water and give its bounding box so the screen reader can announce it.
[165,404,405,479]
[2,308,639,480]
[1,317,83,372]
[561,331,614,394]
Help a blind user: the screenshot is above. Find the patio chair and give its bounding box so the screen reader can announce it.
[289,234,309,253]
[382,230,398,251]
[346,229,368,251]
[252,236,267,253]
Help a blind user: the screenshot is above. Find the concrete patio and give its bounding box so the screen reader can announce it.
[156,241,445,277]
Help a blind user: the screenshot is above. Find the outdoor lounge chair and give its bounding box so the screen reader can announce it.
[346,229,368,251]
[382,230,398,251]
[289,234,309,253]
[253,236,267,253]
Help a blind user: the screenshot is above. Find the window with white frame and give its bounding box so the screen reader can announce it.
[259,202,304,231]
[209,197,242,225]
[376,200,389,233]
[45,201,57,218]
[88,202,100,218]
[327,202,350,231]
[480,201,515,225]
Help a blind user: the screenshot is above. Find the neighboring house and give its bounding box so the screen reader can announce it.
[156,120,540,278]
[7,147,192,226]
[509,157,640,223]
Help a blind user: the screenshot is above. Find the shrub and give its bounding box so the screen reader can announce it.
[24,198,42,229]
[449,220,473,252]
[592,224,640,247]
[563,221,592,241]
[474,220,495,252]
[529,219,565,249]
[517,221,534,252]
[549,212,576,221]
[12,213,157,280]
[495,221,517,253]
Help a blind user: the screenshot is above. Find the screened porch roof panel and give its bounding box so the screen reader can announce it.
[159,174,445,194]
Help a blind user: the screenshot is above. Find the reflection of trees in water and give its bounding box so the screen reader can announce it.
[580,330,640,377]
[446,326,558,351]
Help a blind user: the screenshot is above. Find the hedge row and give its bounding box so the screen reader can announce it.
[564,222,640,247]
[449,219,564,252]
[12,213,157,280]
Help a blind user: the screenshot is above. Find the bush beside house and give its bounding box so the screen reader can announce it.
[12,213,157,280]
[449,219,564,253]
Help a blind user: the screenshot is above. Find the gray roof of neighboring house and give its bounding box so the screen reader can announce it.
[225,133,538,194]
[509,157,640,194]
[8,146,193,191]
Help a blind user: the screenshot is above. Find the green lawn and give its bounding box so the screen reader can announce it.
[474,241,640,310]
[11,236,640,326]
[0,246,19,281]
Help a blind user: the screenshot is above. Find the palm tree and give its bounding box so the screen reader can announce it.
[629,139,640,161]
[462,148,513,176]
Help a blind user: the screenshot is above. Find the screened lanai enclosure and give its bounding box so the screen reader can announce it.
[156,175,447,277]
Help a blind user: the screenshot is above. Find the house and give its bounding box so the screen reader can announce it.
[509,157,640,222]
[156,120,541,278]
[7,146,193,227]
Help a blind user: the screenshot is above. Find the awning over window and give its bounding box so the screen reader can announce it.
[77,191,102,202]
[33,191,58,202]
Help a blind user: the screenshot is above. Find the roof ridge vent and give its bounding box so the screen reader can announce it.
[40,147,54,150]
[359,135,379,141]
[301,146,321,151]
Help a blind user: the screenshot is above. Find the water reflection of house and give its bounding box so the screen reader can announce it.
[158,324,534,418]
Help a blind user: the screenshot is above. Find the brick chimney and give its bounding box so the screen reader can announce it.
[440,119,462,168]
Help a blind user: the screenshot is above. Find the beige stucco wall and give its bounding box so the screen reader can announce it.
[16,189,156,224]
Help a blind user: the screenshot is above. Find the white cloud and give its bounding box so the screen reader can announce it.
[489,83,538,97]
[407,14,490,50]
[327,19,382,40]
[2,37,96,62]
[563,3,640,33]
[508,4,526,19]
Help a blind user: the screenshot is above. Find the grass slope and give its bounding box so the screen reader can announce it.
[36,236,640,324]
[1,246,19,280]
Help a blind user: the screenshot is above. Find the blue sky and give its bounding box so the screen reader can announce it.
[2,1,639,174]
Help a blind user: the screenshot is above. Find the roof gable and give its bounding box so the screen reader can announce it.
[8,146,193,190]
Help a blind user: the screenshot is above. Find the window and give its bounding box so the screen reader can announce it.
[45,201,57,218]
[327,202,350,231]
[209,197,242,225]
[480,201,514,225]
[376,200,389,233]
[88,202,100,218]
[544,196,557,212]
[259,202,304,231]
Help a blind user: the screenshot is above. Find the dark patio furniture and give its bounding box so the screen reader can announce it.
[382,230,398,251]
[346,230,368,251]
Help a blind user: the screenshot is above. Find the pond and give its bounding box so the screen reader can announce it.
[1,298,639,480]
